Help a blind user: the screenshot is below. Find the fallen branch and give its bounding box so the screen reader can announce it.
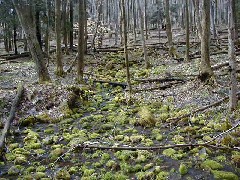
[212,60,240,71]
[167,91,240,125]
[93,80,127,88]
[0,84,24,151]
[53,121,240,164]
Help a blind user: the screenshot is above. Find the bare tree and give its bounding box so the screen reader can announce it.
[55,0,64,76]
[12,0,51,83]
[137,0,150,68]
[164,0,174,57]
[185,0,190,61]
[77,0,85,82]
[199,0,214,82]
[228,0,237,110]
[121,0,132,97]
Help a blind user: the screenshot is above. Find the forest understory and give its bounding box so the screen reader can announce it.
[0,30,240,180]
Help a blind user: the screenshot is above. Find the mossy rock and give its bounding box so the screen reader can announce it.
[201,159,223,170]
[212,170,239,180]
[44,128,54,134]
[100,123,114,131]
[36,165,46,172]
[231,155,240,167]
[130,135,144,143]
[8,143,19,150]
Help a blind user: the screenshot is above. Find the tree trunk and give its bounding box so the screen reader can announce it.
[199,0,214,82]
[137,0,150,68]
[35,9,42,49]
[12,0,51,83]
[144,0,148,40]
[210,0,217,39]
[165,0,174,56]
[55,0,64,76]
[77,0,85,83]
[69,0,74,50]
[44,0,50,59]
[62,0,69,54]
[185,0,190,61]
[121,0,132,97]
[229,0,237,110]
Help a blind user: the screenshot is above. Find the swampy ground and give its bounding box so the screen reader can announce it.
[0,30,240,180]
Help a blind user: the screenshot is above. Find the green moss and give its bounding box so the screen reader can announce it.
[25,166,35,173]
[102,172,115,180]
[201,159,223,170]
[212,170,239,180]
[179,163,188,175]
[231,155,240,166]
[89,133,100,139]
[49,148,64,161]
[25,142,41,149]
[8,165,24,175]
[69,166,78,174]
[130,135,144,143]
[156,171,170,180]
[173,135,185,144]
[163,148,176,158]
[137,106,156,127]
[54,169,71,180]
[215,155,226,162]
[44,128,54,134]
[136,171,155,180]
[100,123,114,131]
[115,150,137,161]
[34,172,46,179]
[114,135,124,141]
[36,165,46,172]
[143,138,154,146]
[14,155,27,165]
[144,163,154,171]
[8,143,19,150]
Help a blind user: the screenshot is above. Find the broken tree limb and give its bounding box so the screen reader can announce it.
[167,91,240,125]
[0,84,24,151]
[212,60,240,71]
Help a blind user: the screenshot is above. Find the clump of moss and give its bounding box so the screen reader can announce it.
[54,169,71,180]
[8,165,24,176]
[179,163,188,175]
[49,148,64,161]
[201,159,223,170]
[156,171,170,180]
[137,106,156,127]
[231,154,240,167]
[136,171,155,180]
[212,170,239,180]
[130,135,144,143]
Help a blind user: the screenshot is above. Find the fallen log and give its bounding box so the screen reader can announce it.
[93,80,127,88]
[2,52,30,60]
[212,60,240,71]
[0,84,24,151]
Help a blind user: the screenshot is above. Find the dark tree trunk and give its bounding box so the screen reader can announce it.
[35,9,42,49]
[69,0,74,50]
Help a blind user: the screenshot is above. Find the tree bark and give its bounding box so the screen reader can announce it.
[199,0,214,82]
[228,0,237,111]
[55,0,64,76]
[164,0,174,56]
[185,0,190,61]
[121,0,132,97]
[12,0,51,83]
[77,0,85,83]
[137,0,150,68]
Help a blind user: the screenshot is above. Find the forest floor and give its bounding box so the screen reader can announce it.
[0,30,240,179]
